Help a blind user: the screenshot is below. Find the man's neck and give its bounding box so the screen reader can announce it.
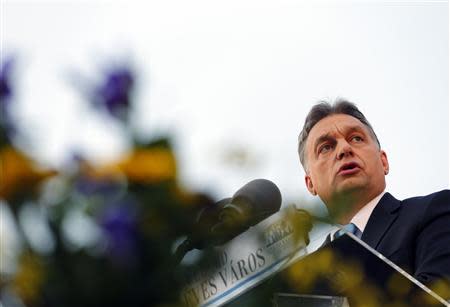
[328,187,384,224]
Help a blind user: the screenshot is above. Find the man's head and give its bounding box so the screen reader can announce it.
[298,99,389,219]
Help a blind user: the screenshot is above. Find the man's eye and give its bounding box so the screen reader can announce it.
[351,136,363,142]
[319,144,332,154]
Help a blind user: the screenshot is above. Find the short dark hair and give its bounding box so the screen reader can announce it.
[298,99,380,169]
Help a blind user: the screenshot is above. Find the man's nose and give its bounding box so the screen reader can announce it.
[336,141,353,160]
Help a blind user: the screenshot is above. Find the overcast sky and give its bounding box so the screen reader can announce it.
[3,0,449,208]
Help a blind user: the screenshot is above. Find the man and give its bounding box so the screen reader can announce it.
[297,99,450,296]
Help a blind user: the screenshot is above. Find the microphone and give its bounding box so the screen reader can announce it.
[189,197,232,249]
[173,198,231,264]
[174,179,282,264]
[211,179,282,242]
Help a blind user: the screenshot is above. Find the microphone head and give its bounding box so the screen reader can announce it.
[191,197,231,249]
[227,178,282,226]
[195,197,231,225]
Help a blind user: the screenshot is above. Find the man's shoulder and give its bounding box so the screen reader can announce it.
[380,190,449,211]
[401,189,450,203]
[400,189,449,206]
[395,189,450,219]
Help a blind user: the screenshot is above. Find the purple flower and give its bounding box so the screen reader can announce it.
[99,200,140,265]
[0,57,16,145]
[0,57,14,106]
[94,66,135,120]
[74,176,121,198]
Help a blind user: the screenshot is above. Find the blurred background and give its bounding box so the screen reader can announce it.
[1,0,448,306]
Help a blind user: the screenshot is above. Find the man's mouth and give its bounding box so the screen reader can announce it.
[338,162,361,175]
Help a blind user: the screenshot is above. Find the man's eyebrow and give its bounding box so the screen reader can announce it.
[314,133,335,151]
[346,126,366,134]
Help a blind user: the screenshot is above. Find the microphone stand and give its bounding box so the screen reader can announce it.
[173,238,194,266]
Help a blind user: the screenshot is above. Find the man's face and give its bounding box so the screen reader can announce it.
[304,114,389,208]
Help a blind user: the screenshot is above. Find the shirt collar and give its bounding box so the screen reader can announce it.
[350,190,386,233]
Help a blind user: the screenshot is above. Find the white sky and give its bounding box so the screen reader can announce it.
[2,0,449,206]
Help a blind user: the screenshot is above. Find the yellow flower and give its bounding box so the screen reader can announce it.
[91,147,177,184]
[12,253,44,304]
[119,148,177,182]
[0,146,56,202]
[387,272,412,298]
[285,248,335,293]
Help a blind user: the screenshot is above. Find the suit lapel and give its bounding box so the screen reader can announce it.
[361,193,401,249]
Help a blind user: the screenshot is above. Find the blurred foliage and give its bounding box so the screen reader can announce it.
[0,57,215,307]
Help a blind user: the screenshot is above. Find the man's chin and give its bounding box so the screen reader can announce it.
[335,178,367,196]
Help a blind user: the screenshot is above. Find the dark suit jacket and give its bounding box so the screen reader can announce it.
[362,190,450,286]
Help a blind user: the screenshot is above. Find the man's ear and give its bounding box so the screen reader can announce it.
[305,173,317,196]
[380,150,389,175]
